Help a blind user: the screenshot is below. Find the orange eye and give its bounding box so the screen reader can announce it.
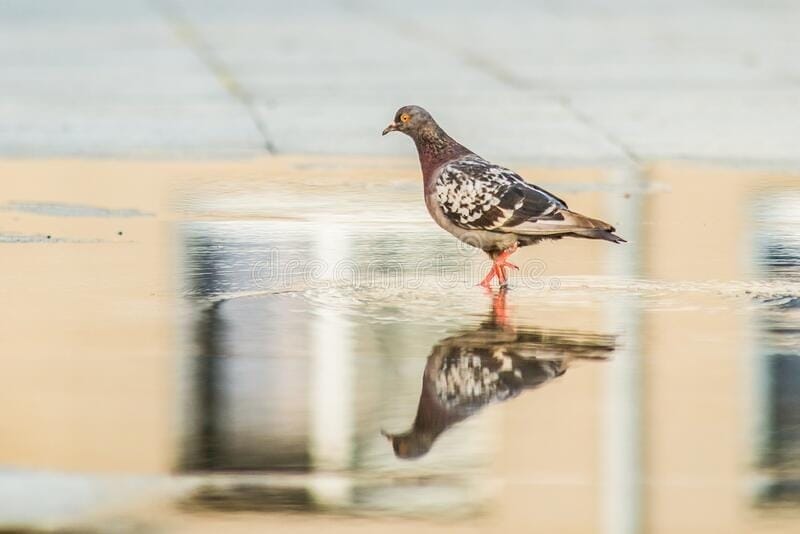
[400,113,411,123]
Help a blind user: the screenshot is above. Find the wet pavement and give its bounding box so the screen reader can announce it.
[1,158,799,533]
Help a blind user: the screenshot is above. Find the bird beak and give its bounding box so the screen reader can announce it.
[380,428,394,441]
[382,122,399,136]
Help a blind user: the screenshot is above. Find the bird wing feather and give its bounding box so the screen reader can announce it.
[435,156,569,234]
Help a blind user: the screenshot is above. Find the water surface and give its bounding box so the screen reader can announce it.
[1,159,799,533]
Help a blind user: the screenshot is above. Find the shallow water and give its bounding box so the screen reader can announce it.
[1,159,799,533]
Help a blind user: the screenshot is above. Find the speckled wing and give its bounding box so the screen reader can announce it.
[433,347,564,413]
[435,156,568,232]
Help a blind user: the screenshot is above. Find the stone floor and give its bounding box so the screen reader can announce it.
[2,0,800,166]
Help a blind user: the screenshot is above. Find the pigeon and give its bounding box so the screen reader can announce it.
[382,105,626,287]
[382,289,616,459]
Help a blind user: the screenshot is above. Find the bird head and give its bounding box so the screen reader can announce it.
[382,105,435,137]
[381,427,436,459]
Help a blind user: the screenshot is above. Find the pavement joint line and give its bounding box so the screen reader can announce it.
[342,0,641,169]
[150,0,277,154]
[553,95,642,168]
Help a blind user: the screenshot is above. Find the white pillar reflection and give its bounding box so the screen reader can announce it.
[603,166,643,534]
[309,223,355,477]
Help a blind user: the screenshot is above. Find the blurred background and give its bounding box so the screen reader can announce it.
[1,1,800,533]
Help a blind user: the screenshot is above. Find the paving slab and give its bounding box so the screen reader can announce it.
[0,0,264,157]
[1,0,800,165]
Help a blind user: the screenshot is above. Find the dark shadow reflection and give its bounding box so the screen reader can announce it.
[383,289,617,459]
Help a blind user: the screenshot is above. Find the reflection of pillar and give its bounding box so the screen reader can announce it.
[603,167,643,534]
[309,224,354,482]
[185,302,223,471]
[749,194,800,498]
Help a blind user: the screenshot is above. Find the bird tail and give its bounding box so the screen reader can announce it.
[559,210,627,244]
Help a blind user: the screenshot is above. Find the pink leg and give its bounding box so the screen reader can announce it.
[477,243,520,288]
[495,243,519,287]
[495,244,520,271]
[479,266,497,287]
[495,262,508,286]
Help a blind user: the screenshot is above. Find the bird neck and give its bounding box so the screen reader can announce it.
[413,124,471,179]
[411,375,467,437]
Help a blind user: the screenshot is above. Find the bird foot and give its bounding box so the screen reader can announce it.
[498,259,519,271]
[478,273,496,288]
[478,247,520,287]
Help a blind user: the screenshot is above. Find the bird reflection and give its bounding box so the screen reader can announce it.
[383,289,616,459]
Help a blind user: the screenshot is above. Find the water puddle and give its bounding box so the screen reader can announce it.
[1,158,799,532]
